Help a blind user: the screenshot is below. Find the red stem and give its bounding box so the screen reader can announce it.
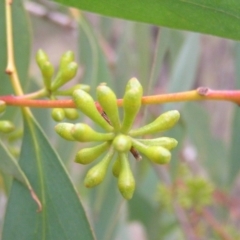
[0,88,240,108]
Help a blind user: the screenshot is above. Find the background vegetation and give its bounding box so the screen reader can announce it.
[0,0,240,239]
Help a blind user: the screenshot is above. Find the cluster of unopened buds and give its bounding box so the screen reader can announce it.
[36,50,90,121]
[55,78,180,199]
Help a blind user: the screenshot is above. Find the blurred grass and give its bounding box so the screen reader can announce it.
[1,1,239,239]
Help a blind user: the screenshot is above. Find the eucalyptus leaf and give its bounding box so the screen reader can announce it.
[228,43,240,184]
[89,169,122,240]
[147,28,172,92]
[2,114,95,240]
[128,189,159,240]
[114,22,136,96]
[164,32,200,111]
[168,33,200,93]
[0,140,40,208]
[133,23,151,90]
[78,14,112,94]
[54,0,240,41]
[182,102,228,185]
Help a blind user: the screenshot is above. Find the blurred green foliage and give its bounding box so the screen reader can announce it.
[55,0,240,40]
[0,1,239,239]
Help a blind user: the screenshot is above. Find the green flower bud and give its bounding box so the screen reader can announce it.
[129,110,180,137]
[132,139,171,164]
[41,61,54,90]
[55,84,90,96]
[97,84,121,131]
[36,49,49,69]
[0,121,15,133]
[121,78,143,134]
[84,147,115,188]
[112,134,132,153]
[51,108,65,122]
[75,142,111,164]
[112,156,121,178]
[0,101,6,114]
[64,108,79,120]
[73,89,114,132]
[71,123,114,142]
[59,51,75,69]
[62,62,78,81]
[118,153,135,200]
[55,123,75,141]
[51,62,78,91]
[137,137,178,150]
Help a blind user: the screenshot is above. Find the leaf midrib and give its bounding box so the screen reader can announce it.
[180,0,240,20]
[26,115,47,239]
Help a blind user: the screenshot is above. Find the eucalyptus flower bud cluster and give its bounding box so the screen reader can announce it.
[36,49,90,122]
[55,78,180,199]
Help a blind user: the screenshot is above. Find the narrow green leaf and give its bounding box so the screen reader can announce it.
[182,103,227,185]
[130,163,162,239]
[164,32,200,111]
[114,22,136,96]
[89,169,122,240]
[78,15,112,93]
[229,108,240,184]
[2,115,95,240]
[128,190,160,240]
[91,176,122,240]
[133,23,151,90]
[147,28,171,93]
[0,140,40,208]
[228,43,240,184]
[168,33,200,93]
[54,0,240,40]
[168,30,185,62]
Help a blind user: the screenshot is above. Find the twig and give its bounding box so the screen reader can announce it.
[202,209,233,240]
[1,88,240,108]
[5,0,24,96]
[173,204,202,240]
[154,166,201,240]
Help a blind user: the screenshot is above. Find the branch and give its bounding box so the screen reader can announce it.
[154,166,201,240]
[5,0,24,96]
[202,209,233,240]
[140,87,240,105]
[0,88,240,108]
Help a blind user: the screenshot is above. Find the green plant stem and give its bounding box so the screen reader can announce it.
[23,88,48,99]
[5,0,24,96]
[0,87,240,108]
[202,209,232,240]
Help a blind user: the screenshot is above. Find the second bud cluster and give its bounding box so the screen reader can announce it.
[36,49,90,122]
